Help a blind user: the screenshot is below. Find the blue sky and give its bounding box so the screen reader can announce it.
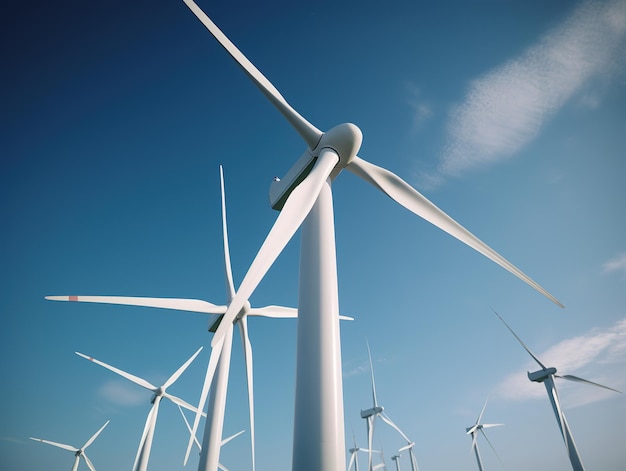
[3,0,626,470]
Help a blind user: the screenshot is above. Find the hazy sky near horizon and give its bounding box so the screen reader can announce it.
[3,1,626,470]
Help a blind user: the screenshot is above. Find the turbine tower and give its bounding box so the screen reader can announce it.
[30,420,109,471]
[75,348,202,471]
[493,308,621,471]
[465,397,503,471]
[361,343,418,471]
[180,1,562,469]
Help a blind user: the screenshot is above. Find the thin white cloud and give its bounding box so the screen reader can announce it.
[433,0,626,179]
[602,252,626,276]
[97,379,146,406]
[494,318,626,407]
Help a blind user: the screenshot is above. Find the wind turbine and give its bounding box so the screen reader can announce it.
[465,397,503,471]
[492,308,621,471]
[391,454,402,471]
[75,348,202,471]
[186,1,562,468]
[30,420,109,471]
[47,166,304,471]
[361,343,417,471]
[347,429,379,471]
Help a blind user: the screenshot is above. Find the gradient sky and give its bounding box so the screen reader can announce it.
[3,1,626,470]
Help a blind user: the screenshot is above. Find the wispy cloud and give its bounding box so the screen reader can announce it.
[97,379,146,406]
[425,0,626,183]
[602,252,626,277]
[494,318,626,407]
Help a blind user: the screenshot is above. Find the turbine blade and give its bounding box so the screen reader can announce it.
[83,420,109,449]
[177,404,202,451]
[247,305,298,318]
[476,397,489,426]
[185,336,225,465]
[398,442,414,452]
[46,295,227,315]
[29,437,78,452]
[482,423,504,429]
[82,453,97,471]
[479,429,502,463]
[366,340,378,407]
[380,412,411,443]
[220,165,236,301]
[547,380,569,448]
[218,464,229,471]
[163,346,203,389]
[211,149,339,347]
[182,0,322,149]
[164,392,204,415]
[491,308,547,369]
[75,352,157,391]
[556,374,622,393]
[348,451,356,471]
[221,430,245,446]
[346,156,563,307]
[238,317,256,471]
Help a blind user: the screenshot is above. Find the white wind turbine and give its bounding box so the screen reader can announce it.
[361,342,417,471]
[347,429,379,471]
[180,1,562,468]
[391,454,401,471]
[493,309,621,471]
[47,166,303,471]
[75,348,202,471]
[30,420,109,471]
[465,397,503,471]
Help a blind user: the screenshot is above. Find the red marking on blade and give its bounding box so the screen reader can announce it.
[69,296,78,301]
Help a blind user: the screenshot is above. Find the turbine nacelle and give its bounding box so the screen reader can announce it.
[269,123,362,210]
[360,405,384,418]
[528,367,557,383]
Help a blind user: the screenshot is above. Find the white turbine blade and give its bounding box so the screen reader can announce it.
[221,429,245,446]
[133,401,159,471]
[163,346,203,390]
[556,374,622,393]
[82,420,109,449]
[398,442,414,453]
[82,453,97,471]
[177,404,202,451]
[347,156,563,307]
[238,317,256,471]
[182,0,322,149]
[380,412,411,444]
[164,392,204,415]
[479,429,503,463]
[470,431,478,453]
[185,336,225,465]
[247,305,298,318]
[220,165,236,301]
[218,464,229,471]
[348,451,356,471]
[476,397,489,426]
[75,352,157,391]
[30,437,78,452]
[482,423,504,429]
[491,308,547,369]
[366,340,378,407]
[547,381,569,449]
[46,295,227,315]
[211,149,339,346]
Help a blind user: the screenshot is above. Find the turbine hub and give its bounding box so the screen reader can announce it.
[317,123,362,168]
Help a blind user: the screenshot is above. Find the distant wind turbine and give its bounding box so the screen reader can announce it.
[180,0,562,468]
[30,420,109,471]
[361,343,418,471]
[465,397,503,471]
[391,454,402,471]
[493,308,621,471]
[347,429,380,471]
[75,348,202,471]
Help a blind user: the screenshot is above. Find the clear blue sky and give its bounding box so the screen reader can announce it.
[3,1,626,470]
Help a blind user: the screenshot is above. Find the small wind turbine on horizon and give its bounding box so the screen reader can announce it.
[391,454,402,471]
[492,308,621,471]
[179,0,562,468]
[30,420,109,471]
[75,348,202,471]
[347,429,380,471]
[361,343,418,471]
[465,397,503,471]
